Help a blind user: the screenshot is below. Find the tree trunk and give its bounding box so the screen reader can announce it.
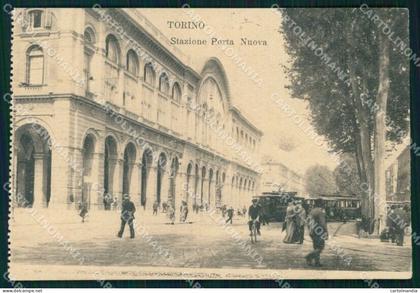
[349,64,374,223]
[347,19,375,226]
[374,32,390,234]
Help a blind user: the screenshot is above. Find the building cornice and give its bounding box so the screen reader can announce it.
[230,106,263,137]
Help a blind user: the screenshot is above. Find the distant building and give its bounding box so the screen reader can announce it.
[385,145,410,203]
[261,161,305,195]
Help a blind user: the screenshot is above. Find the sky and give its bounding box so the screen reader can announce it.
[139,8,339,175]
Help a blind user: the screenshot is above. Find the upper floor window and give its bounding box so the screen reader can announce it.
[84,28,95,45]
[126,49,139,76]
[29,10,43,29]
[26,45,44,85]
[159,73,169,94]
[105,34,120,64]
[172,82,181,102]
[144,63,155,86]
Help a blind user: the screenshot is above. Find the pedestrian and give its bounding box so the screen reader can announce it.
[248,199,261,236]
[260,202,269,225]
[117,194,136,239]
[221,204,227,218]
[78,200,88,223]
[112,196,118,210]
[226,206,234,224]
[180,200,189,222]
[305,198,328,267]
[283,200,298,243]
[295,200,306,244]
[103,194,109,210]
[389,206,408,246]
[387,206,397,243]
[153,200,159,215]
[168,203,176,224]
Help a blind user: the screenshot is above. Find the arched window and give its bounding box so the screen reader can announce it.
[126,49,139,76]
[84,27,95,45]
[84,28,95,93]
[29,10,43,29]
[26,45,44,85]
[105,35,120,64]
[159,73,169,94]
[144,63,155,85]
[172,82,181,102]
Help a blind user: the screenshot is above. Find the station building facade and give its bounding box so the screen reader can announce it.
[11,8,263,212]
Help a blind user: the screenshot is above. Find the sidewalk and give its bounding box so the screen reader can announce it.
[9,208,411,280]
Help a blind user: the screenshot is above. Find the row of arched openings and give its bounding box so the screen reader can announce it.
[185,163,226,207]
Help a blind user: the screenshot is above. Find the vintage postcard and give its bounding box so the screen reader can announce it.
[7,7,412,281]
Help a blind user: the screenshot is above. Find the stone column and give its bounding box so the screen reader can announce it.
[147,165,158,210]
[227,178,233,207]
[50,147,73,210]
[209,178,215,208]
[161,168,169,204]
[130,162,140,206]
[187,174,195,208]
[195,174,201,207]
[175,171,185,211]
[113,158,124,205]
[33,153,46,208]
[219,183,224,207]
[135,163,143,207]
[91,152,104,209]
[237,186,241,209]
[184,173,192,205]
[230,178,238,206]
[201,178,208,206]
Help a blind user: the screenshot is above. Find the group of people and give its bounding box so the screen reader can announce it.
[283,200,307,244]
[152,200,189,224]
[220,203,270,227]
[242,198,328,267]
[384,205,410,246]
[103,194,119,210]
[282,198,329,267]
[107,193,329,267]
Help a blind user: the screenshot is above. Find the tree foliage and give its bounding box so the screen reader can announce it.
[281,8,408,152]
[334,154,361,197]
[304,164,338,196]
[281,8,409,220]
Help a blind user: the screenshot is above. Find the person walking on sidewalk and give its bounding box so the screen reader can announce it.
[117,194,136,239]
[153,200,159,215]
[226,206,234,224]
[78,200,88,223]
[305,198,328,267]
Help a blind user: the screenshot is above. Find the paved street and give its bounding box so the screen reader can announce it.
[9,208,411,279]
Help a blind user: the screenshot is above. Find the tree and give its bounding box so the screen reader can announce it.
[304,165,338,196]
[334,154,361,197]
[280,8,409,229]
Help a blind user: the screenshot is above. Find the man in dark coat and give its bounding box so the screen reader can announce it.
[388,205,408,246]
[226,206,234,224]
[153,200,159,215]
[117,194,136,239]
[248,199,261,235]
[305,198,328,267]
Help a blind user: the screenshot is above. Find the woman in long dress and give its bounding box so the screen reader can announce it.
[283,201,297,243]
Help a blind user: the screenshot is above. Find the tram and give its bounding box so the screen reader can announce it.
[254,192,361,222]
